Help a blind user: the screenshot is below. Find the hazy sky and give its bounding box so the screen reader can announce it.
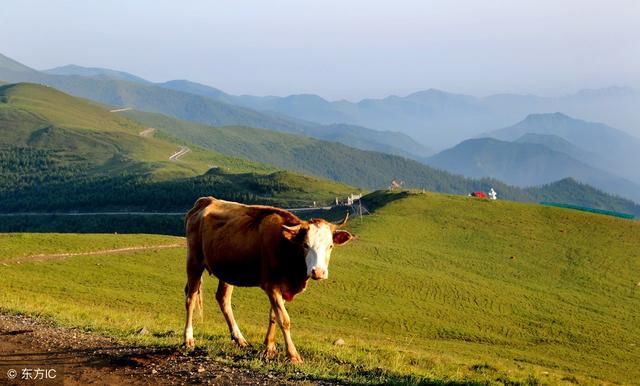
[1,0,638,100]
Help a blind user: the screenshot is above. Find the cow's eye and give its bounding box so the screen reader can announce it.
[329,244,334,249]
[303,242,310,249]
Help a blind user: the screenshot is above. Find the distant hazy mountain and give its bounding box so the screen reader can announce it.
[0,54,307,131]
[43,64,152,84]
[0,53,34,73]
[428,137,577,186]
[241,93,354,124]
[513,133,596,162]
[159,79,232,101]
[22,55,640,152]
[120,107,640,215]
[0,54,430,160]
[2,80,638,216]
[427,137,640,203]
[159,82,494,148]
[160,80,639,150]
[488,113,640,185]
[302,123,432,160]
[156,80,434,156]
[158,80,349,122]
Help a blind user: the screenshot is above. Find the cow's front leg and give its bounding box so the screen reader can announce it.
[266,288,302,363]
[262,307,277,359]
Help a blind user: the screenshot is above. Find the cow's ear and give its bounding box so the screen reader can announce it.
[333,230,353,246]
[282,224,302,241]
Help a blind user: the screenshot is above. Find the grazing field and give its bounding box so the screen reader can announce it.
[1,191,639,385]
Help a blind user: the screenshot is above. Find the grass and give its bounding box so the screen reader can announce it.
[0,233,182,262]
[1,191,639,385]
[0,82,280,179]
[123,109,640,216]
[0,83,357,212]
[3,82,637,217]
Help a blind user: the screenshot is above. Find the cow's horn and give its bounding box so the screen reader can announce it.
[334,212,349,228]
[282,224,302,231]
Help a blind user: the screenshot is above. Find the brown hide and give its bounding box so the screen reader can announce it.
[185,197,310,297]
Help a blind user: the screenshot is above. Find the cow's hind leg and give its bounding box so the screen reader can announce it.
[216,281,249,347]
[183,260,204,349]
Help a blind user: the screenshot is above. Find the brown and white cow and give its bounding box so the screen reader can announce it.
[182,196,353,363]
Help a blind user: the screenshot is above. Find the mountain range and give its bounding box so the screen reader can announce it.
[7,54,638,161]
[0,82,353,211]
[487,112,640,184]
[2,52,639,210]
[426,113,640,203]
[13,55,638,154]
[0,53,431,160]
[2,81,638,216]
[427,137,640,203]
[44,64,152,84]
[154,77,639,150]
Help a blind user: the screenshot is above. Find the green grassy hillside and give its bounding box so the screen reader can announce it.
[0,83,355,211]
[123,109,640,216]
[1,82,637,219]
[3,54,431,160]
[0,168,355,213]
[0,59,431,159]
[123,109,444,189]
[0,82,251,178]
[0,54,308,135]
[1,191,637,384]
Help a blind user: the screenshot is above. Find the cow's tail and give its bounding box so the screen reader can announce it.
[184,279,204,321]
[185,196,212,322]
[196,282,204,320]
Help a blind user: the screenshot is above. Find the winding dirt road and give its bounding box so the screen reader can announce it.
[169,146,190,161]
[139,128,156,137]
[109,107,133,113]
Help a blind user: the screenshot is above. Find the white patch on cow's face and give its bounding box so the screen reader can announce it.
[304,222,334,280]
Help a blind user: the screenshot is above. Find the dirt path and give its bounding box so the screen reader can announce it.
[3,244,184,265]
[109,107,133,113]
[0,315,329,385]
[139,128,156,137]
[169,146,190,161]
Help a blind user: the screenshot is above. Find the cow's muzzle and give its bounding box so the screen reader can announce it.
[310,267,327,280]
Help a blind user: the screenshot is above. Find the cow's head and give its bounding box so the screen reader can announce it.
[282,212,353,280]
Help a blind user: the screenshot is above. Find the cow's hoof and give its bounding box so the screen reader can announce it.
[288,354,303,364]
[234,337,250,348]
[262,346,277,360]
[183,338,195,350]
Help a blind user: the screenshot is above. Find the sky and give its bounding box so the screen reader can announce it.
[1,0,638,100]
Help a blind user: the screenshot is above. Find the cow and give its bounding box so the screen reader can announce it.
[182,196,354,363]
